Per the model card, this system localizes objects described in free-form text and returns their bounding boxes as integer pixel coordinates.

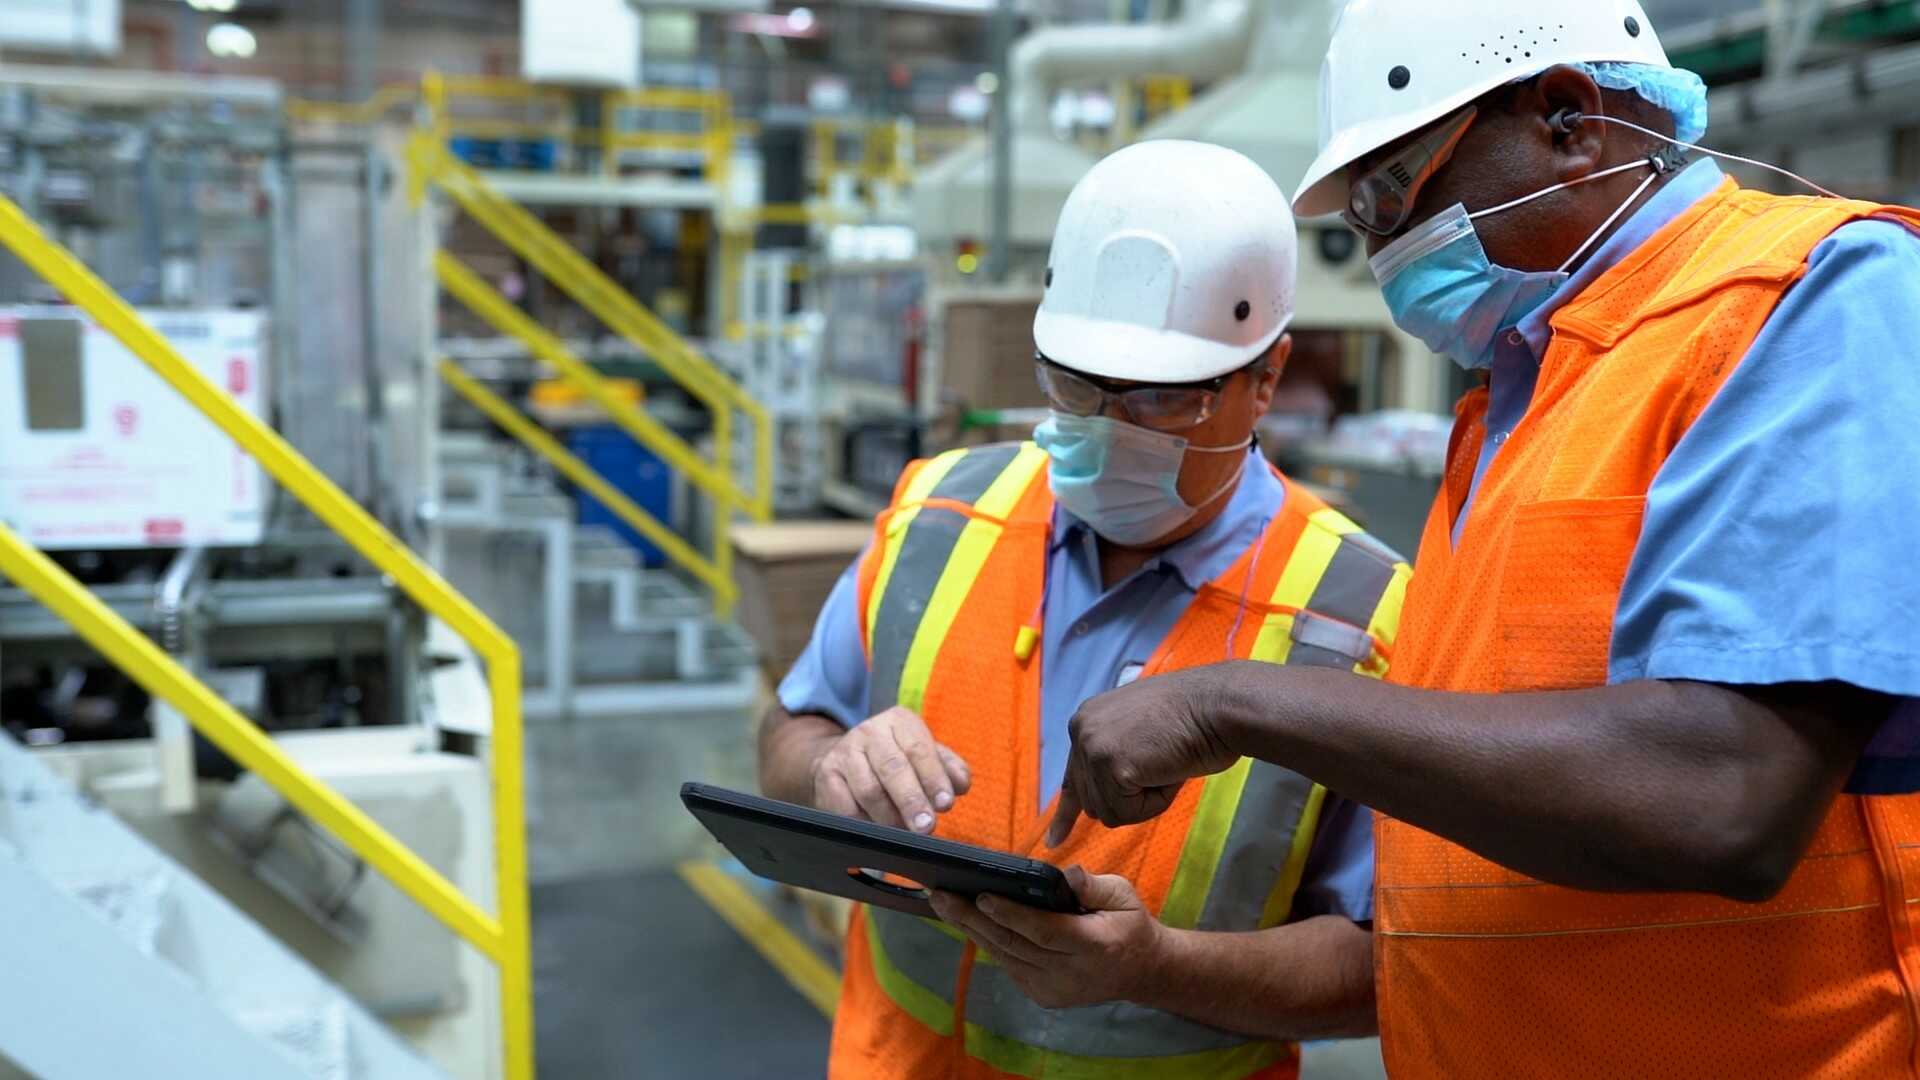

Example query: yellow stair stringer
[410,132,773,524]
[438,358,740,610]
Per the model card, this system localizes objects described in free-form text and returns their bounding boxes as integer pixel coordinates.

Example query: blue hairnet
[1572,62,1710,145]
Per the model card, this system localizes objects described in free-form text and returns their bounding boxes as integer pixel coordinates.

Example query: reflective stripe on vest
[867,913,1294,1078]
[856,444,1409,1073]
[866,443,1047,715]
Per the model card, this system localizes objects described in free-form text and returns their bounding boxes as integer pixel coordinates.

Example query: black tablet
[681,783,1082,919]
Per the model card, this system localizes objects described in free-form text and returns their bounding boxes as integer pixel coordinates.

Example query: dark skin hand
[1049,665,1886,903]
[1044,66,1892,902]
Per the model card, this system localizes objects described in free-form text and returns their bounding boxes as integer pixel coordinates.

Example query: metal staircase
[0,730,446,1080]
[437,431,758,722]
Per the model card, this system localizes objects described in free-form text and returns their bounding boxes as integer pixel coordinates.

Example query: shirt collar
[1053,449,1286,591]
[1513,158,1726,360]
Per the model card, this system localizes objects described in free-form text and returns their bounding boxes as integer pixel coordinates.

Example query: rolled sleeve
[1609,219,1920,792]
[1290,794,1375,923]
[774,553,872,729]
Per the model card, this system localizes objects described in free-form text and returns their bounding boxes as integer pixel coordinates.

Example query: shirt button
[1492,431,1510,446]
[1506,330,1525,346]
[1074,622,1091,637]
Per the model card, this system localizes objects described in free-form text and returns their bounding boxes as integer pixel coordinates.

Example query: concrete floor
[534,868,830,1077]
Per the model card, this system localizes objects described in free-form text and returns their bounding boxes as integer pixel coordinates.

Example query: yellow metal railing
[409,127,771,618]
[439,359,739,608]
[0,195,534,1080]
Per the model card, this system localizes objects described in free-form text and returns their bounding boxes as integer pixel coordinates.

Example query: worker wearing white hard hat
[763,139,1407,1078]
[1045,2,1920,1077]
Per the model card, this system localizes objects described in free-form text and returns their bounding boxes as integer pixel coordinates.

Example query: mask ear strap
[1556,164,1662,273]
[1556,110,1846,200]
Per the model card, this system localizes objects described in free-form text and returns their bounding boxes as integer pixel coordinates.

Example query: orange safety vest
[831,441,1411,1080]
[1379,181,1920,1078]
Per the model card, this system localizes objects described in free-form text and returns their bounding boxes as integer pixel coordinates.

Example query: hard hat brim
[1033,308,1289,385]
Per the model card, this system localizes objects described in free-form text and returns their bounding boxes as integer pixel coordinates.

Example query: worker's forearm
[1132,917,1376,1041]
[756,704,842,806]
[1205,665,1874,899]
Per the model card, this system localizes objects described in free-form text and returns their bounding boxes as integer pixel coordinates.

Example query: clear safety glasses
[1344,106,1479,238]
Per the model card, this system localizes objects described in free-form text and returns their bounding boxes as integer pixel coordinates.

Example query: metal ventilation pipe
[1009,0,1262,135]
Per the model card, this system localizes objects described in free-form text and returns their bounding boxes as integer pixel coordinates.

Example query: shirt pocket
[1497,495,1648,692]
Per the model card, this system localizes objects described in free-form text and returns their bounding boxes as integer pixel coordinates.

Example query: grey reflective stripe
[867,508,967,712]
[930,443,1022,504]
[870,908,966,1001]
[1185,534,1398,929]
[1291,610,1375,661]
[867,444,1026,712]
[1304,538,1398,631]
[1280,642,1357,669]
[1195,761,1321,931]
[964,965,1250,1058]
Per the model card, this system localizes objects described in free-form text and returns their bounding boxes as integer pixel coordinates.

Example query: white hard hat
[1034,139,1296,385]
[1294,0,1673,219]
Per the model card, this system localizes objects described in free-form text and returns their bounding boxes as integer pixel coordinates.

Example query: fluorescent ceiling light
[206,22,256,58]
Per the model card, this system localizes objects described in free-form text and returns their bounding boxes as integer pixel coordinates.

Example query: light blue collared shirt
[1454,159,1920,793]
[778,450,1379,921]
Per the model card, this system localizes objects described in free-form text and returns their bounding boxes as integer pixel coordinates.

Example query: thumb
[1046,787,1083,849]
[1066,866,1139,912]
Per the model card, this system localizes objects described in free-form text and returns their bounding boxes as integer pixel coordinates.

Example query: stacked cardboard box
[938,292,1048,412]
[730,521,875,681]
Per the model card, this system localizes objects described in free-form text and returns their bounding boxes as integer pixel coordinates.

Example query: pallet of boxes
[730,520,874,953]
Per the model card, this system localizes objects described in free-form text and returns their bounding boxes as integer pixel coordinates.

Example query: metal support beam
[987,0,1015,283]
[1766,0,1830,86]
[347,0,382,104]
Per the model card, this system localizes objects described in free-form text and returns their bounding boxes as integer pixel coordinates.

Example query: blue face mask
[1034,412,1250,547]
[1368,156,1666,370]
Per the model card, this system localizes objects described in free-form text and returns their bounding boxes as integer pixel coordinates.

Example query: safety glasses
[1033,354,1234,433]
[1344,106,1479,238]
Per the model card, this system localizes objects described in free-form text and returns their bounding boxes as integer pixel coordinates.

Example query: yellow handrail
[409,131,775,524]
[0,194,534,1080]
[440,358,739,607]
[436,252,743,510]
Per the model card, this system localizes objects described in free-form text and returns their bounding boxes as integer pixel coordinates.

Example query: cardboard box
[938,293,1047,412]
[0,308,270,550]
[730,521,875,681]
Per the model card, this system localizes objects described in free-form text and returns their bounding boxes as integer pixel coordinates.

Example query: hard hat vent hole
[1234,301,1251,322]
[1045,268,1054,288]
[1388,65,1411,90]
[1625,16,1641,37]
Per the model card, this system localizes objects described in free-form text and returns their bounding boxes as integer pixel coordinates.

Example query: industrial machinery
[0,65,511,1080]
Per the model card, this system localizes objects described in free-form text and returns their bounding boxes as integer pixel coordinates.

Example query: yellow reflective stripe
[864,911,955,1036]
[1308,506,1361,537]
[963,1023,1291,1080]
[895,448,1047,713]
[1355,562,1412,680]
[906,448,971,505]
[1257,783,1328,929]
[1250,519,1345,664]
[863,451,969,648]
[1158,757,1253,931]
[974,443,1050,519]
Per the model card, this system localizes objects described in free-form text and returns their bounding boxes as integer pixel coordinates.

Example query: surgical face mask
[1368,155,1668,370]
[1034,412,1250,547]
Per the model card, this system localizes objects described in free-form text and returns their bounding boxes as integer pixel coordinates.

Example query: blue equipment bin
[565,425,674,568]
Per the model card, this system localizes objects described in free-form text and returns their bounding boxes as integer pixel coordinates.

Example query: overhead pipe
[1008,0,1262,135]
